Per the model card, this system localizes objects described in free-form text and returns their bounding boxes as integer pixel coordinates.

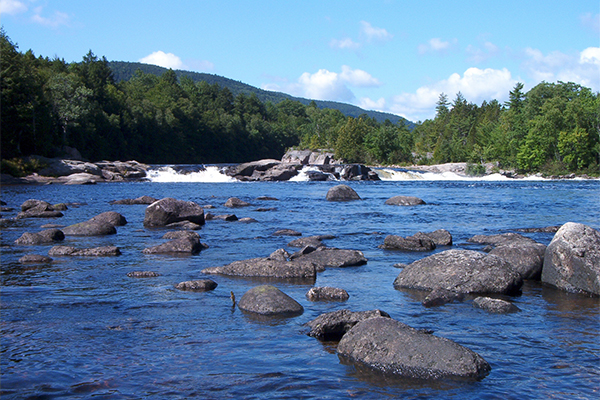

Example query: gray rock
[61,172,98,185]
[423,229,453,246]
[385,195,426,206]
[380,233,436,252]
[268,248,291,261]
[162,231,201,240]
[224,197,250,208]
[238,285,303,316]
[89,211,127,226]
[394,249,523,295]
[62,220,117,236]
[127,271,160,278]
[489,242,546,280]
[473,297,520,313]
[288,234,335,248]
[337,317,491,380]
[292,247,367,272]
[260,164,299,181]
[228,159,282,177]
[143,197,205,227]
[422,288,464,307]
[175,279,218,291]
[326,184,361,201]
[306,286,349,301]
[17,200,63,219]
[468,232,538,246]
[281,150,313,164]
[542,222,600,296]
[164,221,203,230]
[15,229,64,245]
[202,257,316,280]
[142,236,206,255]
[110,196,158,205]
[238,217,258,223]
[49,245,121,257]
[306,309,390,341]
[273,229,302,236]
[19,254,53,264]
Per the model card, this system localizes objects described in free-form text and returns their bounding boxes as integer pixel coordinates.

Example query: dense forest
[1,30,599,176]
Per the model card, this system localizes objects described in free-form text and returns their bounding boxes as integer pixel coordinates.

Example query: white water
[145,164,553,183]
[146,166,237,183]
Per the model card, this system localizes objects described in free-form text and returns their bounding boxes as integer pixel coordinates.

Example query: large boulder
[541,222,600,295]
[281,150,312,164]
[202,257,317,280]
[143,197,205,227]
[306,309,389,340]
[238,285,303,316]
[423,229,453,246]
[337,317,491,380]
[380,233,436,252]
[385,195,426,206]
[325,185,361,201]
[394,249,523,295]
[89,211,127,226]
[15,229,64,245]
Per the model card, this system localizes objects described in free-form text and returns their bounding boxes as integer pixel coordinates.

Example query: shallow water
[1,176,599,399]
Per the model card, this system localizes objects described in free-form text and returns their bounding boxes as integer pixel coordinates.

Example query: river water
[1,167,599,399]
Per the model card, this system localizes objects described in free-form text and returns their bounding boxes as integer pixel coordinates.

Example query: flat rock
[273,229,302,236]
[224,197,250,208]
[288,235,335,248]
[394,249,523,295]
[306,309,390,341]
[385,196,426,206]
[19,254,53,264]
[62,220,117,236]
[292,247,367,272]
[127,271,160,278]
[238,285,303,316]
[110,196,158,205]
[473,297,520,313]
[175,279,218,291]
[306,286,349,301]
[142,236,206,255]
[380,233,436,252]
[143,197,205,227]
[326,184,361,201]
[542,222,600,295]
[15,229,64,245]
[202,257,316,280]
[337,317,491,380]
[89,211,127,226]
[468,232,538,246]
[48,245,121,257]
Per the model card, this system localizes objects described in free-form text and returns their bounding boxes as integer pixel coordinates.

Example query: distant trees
[1,29,598,175]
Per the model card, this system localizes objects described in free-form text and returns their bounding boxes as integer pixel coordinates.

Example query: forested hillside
[1,29,598,176]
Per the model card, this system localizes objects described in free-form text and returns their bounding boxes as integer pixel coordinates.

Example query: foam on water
[375,168,548,181]
[289,166,338,182]
[146,165,237,183]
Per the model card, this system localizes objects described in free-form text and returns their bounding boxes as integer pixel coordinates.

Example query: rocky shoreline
[1,150,596,185]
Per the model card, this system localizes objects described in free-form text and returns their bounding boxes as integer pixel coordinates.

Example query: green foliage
[0,157,46,177]
[465,163,487,176]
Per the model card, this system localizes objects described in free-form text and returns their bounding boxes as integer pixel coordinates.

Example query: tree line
[1,30,598,176]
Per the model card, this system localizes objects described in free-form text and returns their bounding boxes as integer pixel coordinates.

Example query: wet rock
[292,247,367,272]
[142,236,207,255]
[110,195,158,205]
[542,222,600,296]
[326,184,361,201]
[385,195,426,206]
[468,232,538,247]
[15,229,65,245]
[422,288,464,307]
[164,221,203,230]
[423,229,453,246]
[516,226,561,233]
[273,229,302,236]
[238,285,303,316]
[306,286,349,301]
[19,254,53,264]
[17,199,63,219]
[288,234,335,248]
[260,164,299,181]
[380,233,436,252]
[306,309,390,341]
[227,159,282,178]
[89,211,127,226]
[175,279,218,291]
[269,248,292,261]
[207,214,238,221]
[62,220,117,236]
[202,257,316,280]
[337,317,491,380]
[162,231,200,240]
[127,271,160,278]
[143,197,205,227]
[340,164,379,181]
[394,249,523,295]
[238,217,258,223]
[473,297,520,313]
[257,196,279,201]
[49,245,121,257]
[224,197,250,208]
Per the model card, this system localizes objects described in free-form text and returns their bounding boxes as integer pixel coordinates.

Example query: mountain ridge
[108,61,414,129]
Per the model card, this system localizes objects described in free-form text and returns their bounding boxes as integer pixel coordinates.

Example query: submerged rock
[473,297,520,313]
[394,249,523,295]
[19,254,53,264]
[306,287,349,301]
[48,245,121,257]
[306,309,389,341]
[337,317,491,381]
[224,197,250,208]
[385,196,426,206]
[127,271,160,278]
[238,285,303,316]
[542,222,600,296]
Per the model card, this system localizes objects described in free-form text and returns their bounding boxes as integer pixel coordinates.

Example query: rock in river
[306,286,349,301]
[384,195,426,206]
[337,317,491,381]
[393,249,523,295]
[325,185,361,201]
[49,245,121,257]
[15,229,64,245]
[380,233,436,252]
[175,279,218,291]
[143,197,205,227]
[306,309,389,341]
[542,222,600,296]
[202,256,316,280]
[238,285,303,316]
[473,297,520,313]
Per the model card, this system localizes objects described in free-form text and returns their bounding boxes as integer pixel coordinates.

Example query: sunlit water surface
[1,168,599,399]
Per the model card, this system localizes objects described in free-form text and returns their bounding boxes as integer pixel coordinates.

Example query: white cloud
[522,47,600,90]
[31,7,70,28]
[139,51,184,70]
[359,21,393,42]
[330,37,361,50]
[262,66,380,103]
[418,37,457,54]
[0,0,27,15]
[466,41,500,63]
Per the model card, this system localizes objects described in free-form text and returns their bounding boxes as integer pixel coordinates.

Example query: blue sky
[2,0,599,122]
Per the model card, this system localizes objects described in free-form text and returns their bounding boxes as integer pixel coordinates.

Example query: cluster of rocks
[4,186,599,384]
